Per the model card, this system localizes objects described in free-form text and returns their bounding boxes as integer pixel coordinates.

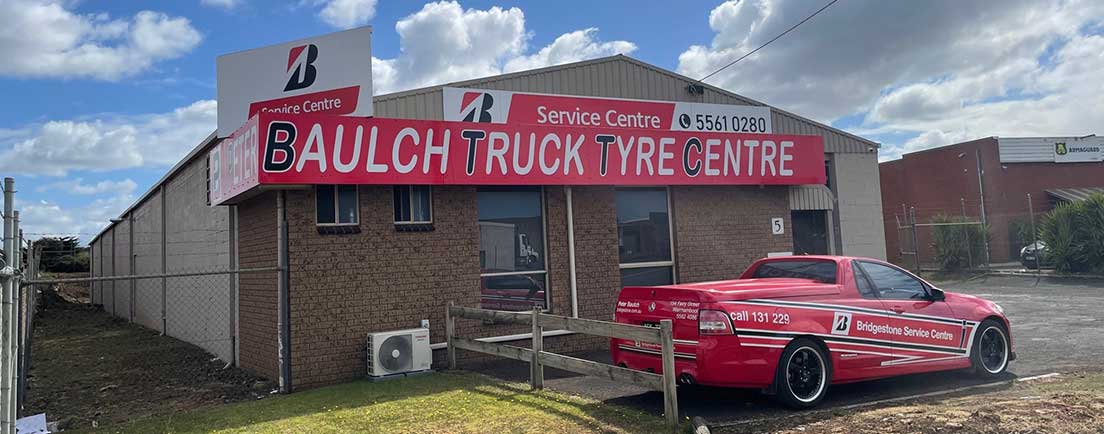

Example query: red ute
[610,256,1014,408]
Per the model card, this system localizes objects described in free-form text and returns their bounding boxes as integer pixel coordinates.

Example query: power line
[697,0,841,83]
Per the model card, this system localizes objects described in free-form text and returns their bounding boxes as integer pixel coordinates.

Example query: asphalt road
[479,274,1104,426]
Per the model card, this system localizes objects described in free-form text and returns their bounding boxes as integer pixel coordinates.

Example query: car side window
[857,261,928,300]
[851,262,877,298]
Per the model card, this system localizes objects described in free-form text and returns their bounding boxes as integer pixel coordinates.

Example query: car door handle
[890,306,905,314]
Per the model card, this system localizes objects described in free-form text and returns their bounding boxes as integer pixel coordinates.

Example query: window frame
[854,260,932,300]
[616,186,678,286]
[393,185,434,225]
[476,186,551,311]
[315,184,360,226]
[851,260,879,299]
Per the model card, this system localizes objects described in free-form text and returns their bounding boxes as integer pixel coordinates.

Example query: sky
[1,0,1101,243]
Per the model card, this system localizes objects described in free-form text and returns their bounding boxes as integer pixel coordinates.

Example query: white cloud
[37,178,137,196]
[372,1,635,94]
[0,100,216,176]
[504,28,637,73]
[201,0,240,9]
[677,0,1104,157]
[0,0,202,80]
[314,0,377,29]
[18,192,134,243]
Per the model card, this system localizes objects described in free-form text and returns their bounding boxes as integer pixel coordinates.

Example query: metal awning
[1045,187,1104,202]
[789,184,835,210]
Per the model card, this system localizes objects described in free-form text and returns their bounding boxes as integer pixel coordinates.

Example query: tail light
[698,309,733,335]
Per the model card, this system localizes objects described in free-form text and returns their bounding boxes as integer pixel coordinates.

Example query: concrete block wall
[164,158,233,362]
[91,242,101,306]
[100,228,115,314]
[834,152,888,259]
[112,218,132,320]
[131,192,164,332]
[88,154,235,364]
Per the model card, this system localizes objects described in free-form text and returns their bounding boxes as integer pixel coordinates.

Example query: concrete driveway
[478,275,1104,425]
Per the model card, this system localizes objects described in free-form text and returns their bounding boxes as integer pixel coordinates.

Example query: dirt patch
[717,373,1104,433]
[25,299,274,431]
[37,272,91,304]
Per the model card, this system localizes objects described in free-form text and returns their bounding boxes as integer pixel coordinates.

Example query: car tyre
[971,319,1010,378]
[773,338,831,409]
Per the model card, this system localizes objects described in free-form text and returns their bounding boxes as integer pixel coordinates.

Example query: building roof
[1045,187,1104,202]
[375,54,880,151]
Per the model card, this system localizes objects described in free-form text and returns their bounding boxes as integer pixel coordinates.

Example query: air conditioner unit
[367,328,432,377]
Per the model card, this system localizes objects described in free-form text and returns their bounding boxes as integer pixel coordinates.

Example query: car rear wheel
[773,338,831,409]
[971,319,1010,378]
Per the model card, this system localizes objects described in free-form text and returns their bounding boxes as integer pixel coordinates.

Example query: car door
[854,261,968,368]
[826,261,896,381]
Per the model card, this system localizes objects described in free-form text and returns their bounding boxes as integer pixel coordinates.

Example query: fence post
[159,184,167,336]
[960,198,973,269]
[128,213,135,323]
[530,307,543,390]
[1028,193,1040,273]
[659,319,678,432]
[10,219,18,423]
[1,177,14,434]
[446,302,456,370]
[910,207,921,273]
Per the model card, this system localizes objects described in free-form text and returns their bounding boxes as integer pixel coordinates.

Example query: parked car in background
[611,256,1014,409]
[1020,241,1050,269]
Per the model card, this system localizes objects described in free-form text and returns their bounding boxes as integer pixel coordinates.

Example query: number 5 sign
[771,217,784,235]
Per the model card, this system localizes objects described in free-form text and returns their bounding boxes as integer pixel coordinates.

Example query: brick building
[89,55,886,390]
[880,136,1104,266]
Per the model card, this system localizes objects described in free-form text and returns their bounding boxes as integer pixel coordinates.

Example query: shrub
[1080,194,1104,272]
[1007,217,1037,258]
[1039,200,1088,273]
[931,214,989,271]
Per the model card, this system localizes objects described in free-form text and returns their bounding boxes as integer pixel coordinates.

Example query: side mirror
[928,288,946,302]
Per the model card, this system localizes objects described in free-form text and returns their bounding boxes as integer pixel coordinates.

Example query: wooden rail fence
[445,303,680,432]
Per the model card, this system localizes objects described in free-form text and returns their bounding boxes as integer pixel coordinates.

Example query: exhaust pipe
[678,373,696,385]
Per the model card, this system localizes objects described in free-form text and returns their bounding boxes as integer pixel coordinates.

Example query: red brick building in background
[880,136,1104,267]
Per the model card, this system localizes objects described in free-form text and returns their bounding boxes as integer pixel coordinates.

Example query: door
[791,210,829,255]
[826,261,895,381]
[854,261,968,368]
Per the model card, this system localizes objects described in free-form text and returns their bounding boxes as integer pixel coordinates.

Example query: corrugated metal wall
[998,137,1070,162]
[373,56,876,154]
[789,185,835,210]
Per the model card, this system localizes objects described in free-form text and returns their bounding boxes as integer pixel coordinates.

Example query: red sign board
[208,116,260,205]
[210,113,824,205]
[442,87,773,134]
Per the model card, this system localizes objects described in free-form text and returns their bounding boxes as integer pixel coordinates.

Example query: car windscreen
[750,260,837,284]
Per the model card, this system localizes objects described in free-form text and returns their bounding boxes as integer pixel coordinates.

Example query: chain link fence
[18,266,280,430]
[889,192,1056,273]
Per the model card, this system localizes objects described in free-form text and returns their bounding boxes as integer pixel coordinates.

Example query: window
[856,261,927,300]
[394,185,432,224]
[751,260,837,284]
[316,185,358,225]
[852,261,876,298]
[478,186,547,311]
[616,188,674,286]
